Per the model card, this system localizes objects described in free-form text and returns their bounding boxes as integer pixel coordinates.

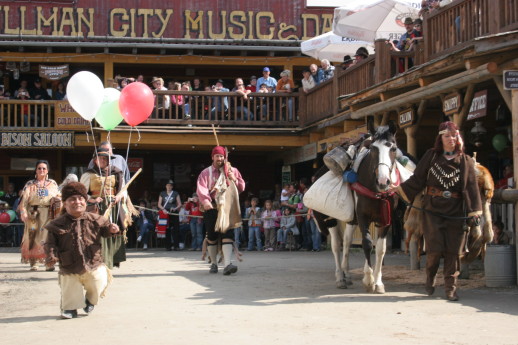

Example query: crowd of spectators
[124,177,325,253]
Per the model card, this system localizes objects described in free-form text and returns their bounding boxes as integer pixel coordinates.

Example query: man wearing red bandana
[197,146,245,275]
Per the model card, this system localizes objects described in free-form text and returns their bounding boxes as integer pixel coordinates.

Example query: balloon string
[136,126,141,142]
[116,126,133,223]
[90,121,102,177]
[85,131,90,143]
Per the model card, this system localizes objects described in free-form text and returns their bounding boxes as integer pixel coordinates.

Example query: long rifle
[103,168,142,218]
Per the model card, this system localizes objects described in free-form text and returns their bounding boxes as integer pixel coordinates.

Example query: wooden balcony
[1,0,516,133]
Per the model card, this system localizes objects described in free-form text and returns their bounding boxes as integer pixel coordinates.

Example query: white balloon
[66,71,105,121]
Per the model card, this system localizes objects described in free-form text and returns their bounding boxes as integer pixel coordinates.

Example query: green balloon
[492,134,508,152]
[0,190,4,197]
[7,210,16,222]
[95,87,124,131]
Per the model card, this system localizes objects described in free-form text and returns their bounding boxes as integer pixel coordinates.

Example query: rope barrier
[134,205,310,221]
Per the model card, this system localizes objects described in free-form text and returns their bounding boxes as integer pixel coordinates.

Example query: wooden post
[374,39,391,84]
[104,60,114,86]
[512,89,518,284]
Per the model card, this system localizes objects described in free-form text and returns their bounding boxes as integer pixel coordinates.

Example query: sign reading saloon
[0,2,333,41]
[398,108,415,128]
[1,131,74,149]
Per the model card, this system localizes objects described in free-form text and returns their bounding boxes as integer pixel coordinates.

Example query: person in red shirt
[185,193,204,250]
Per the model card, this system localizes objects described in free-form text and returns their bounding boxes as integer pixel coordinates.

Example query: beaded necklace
[430,161,460,189]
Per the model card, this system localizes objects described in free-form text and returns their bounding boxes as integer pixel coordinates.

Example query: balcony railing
[0,100,54,128]
[149,91,299,126]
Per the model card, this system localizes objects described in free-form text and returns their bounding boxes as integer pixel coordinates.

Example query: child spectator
[185,193,203,251]
[246,197,262,251]
[280,183,291,204]
[261,200,277,251]
[272,200,282,233]
[277,207,299,250]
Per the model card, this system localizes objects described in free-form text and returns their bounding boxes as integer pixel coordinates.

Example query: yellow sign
[54,101,90,130]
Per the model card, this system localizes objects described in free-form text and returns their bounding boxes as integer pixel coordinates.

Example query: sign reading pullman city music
[1,131,74,149]
[0,1,333,40]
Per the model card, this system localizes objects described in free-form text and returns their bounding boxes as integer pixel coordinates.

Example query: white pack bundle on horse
[303,171,355,222]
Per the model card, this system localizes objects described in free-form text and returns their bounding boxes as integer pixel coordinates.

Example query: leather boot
[425,252,441,296]
[444,253,460,301]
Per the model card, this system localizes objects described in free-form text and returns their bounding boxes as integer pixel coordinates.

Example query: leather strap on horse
[350,182,396,228]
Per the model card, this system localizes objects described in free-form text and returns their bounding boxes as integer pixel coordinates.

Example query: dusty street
[1,248,517,345]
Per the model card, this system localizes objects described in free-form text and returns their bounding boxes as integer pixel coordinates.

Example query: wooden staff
[211,124,220,146]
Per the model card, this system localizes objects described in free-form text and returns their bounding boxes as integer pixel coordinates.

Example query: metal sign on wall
[1,131,74,149]
[503,70,518,90]
[467,90,488,121]
[39,64,69,80]
[0,1,334,41]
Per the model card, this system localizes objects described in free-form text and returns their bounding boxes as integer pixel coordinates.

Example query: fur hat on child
[61,182,88,202]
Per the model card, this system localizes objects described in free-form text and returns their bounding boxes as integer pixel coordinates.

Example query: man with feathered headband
[197,145,245,275]
[45,182,120,319]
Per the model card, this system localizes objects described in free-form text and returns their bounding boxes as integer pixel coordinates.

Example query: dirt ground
[1,247,518,345]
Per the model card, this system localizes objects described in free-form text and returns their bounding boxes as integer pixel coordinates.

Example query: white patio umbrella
[332,0,421,42]
[301,31,374,63]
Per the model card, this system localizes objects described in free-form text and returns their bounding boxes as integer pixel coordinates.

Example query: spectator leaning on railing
[256,67,277,91]
[321,59,335,81]
[301,68,315,93]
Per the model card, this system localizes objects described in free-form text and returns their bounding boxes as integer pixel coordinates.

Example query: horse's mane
[372,125,394,143]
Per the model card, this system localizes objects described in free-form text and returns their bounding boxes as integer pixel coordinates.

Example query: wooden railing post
[299,91,307,126]
[488,0,500,34]
[374,39,391,84]
[332,69,339,117]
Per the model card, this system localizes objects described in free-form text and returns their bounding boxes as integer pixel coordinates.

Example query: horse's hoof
[364,284,375,293]
[374,285,385,294]
[336,281,348,289]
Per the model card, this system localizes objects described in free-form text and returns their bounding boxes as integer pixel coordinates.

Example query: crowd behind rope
[129,178,323,253]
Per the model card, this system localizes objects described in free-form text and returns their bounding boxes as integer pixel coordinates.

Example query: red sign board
[127,158,143,172]
[0,1,333,41]
[467,90,488,121]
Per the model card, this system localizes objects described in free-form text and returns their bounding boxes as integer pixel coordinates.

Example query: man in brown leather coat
[45,182,119,319]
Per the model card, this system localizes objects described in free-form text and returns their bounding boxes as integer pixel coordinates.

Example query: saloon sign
[39,64,69,80]
[1,131,74,149]
[467,90,488,121]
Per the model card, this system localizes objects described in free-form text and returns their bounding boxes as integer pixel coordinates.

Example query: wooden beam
[454,84,475,129]
[309,132,324,142]
[351,62,499,119]
[101,131,309,150]
[324,126,343,138]
[419,74,449,87]
[0,52,316,68]
[493,76,513,110]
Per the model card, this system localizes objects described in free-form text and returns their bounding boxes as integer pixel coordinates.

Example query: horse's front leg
[358,216,375,293]
[372,226,388,294]
[342,222,356,286]
[329,225,347,289]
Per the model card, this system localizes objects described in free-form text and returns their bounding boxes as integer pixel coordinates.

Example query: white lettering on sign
[1,131,73,148]
[399,111,412,123]
[443,96,459,112]
[469,93,486,112]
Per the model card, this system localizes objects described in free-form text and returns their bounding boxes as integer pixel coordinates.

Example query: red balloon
[119,82,155,127]
[0,212,10,223]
